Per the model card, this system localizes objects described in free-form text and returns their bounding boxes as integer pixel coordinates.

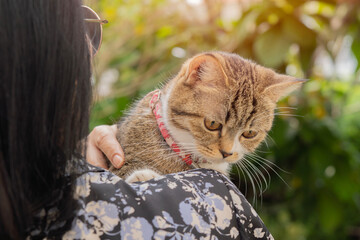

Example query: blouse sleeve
[63,168,274,240]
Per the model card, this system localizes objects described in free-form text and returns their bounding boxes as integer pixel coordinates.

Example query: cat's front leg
[125,169,161,183]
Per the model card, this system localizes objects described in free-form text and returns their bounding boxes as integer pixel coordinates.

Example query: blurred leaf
[89,96,131,130]
[156,25,174,39]
[301,1,336,18]
[283,17,317,48]
[254,26,291,67]
[351,36,360,71]
[299,47,314,73]
[318,192,343,233]
[109,50,141,68]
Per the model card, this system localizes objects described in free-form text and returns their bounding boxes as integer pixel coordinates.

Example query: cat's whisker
[264,135,276,146]
[274,107,298,115]
[263,137,270,149]
[250,152,290,174]
[274,111,291,115]
[240,160,260,206]
[243,157,269,193]
[239,160,258,191]
[246,154,291,189]
[252,112,277,121]
[256,112,294,121]
[246,154,281,178]
[273,113,303,118]
[255,149,271,154]
[247,159,278,185]
[243,156,272,190]
[233,163,242,190]
[249,156,272,183]
[235,162,248,197]
[242,158,266,196]
[274,107,298,110]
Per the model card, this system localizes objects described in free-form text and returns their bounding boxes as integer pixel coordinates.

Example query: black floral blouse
[30,164,274,239]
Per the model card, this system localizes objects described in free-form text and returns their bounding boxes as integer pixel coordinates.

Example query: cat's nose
[220,150,233,158]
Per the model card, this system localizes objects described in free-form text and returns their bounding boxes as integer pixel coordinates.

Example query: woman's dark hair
[0,0,92,238]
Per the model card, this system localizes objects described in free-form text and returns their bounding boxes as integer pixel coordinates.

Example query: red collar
[149,90,196,167]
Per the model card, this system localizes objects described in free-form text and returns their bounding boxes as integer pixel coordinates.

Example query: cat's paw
[125,169,161,183]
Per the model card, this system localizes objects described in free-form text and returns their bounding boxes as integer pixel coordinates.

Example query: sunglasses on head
[83,6,108,56]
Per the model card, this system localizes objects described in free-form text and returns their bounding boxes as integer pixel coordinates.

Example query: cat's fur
[109,51,304,182]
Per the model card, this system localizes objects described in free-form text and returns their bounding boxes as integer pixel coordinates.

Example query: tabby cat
[109,51,304,183]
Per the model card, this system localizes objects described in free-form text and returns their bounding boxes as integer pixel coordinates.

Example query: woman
[0,0,91,238]
[0,0,273,239]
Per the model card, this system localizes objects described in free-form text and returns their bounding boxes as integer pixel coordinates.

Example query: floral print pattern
[30,165,274,239]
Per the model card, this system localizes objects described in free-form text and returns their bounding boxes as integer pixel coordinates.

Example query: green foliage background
[86,0,360,239]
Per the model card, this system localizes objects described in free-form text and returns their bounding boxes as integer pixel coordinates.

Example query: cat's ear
[184,54,228,87]
[263,74,307,102]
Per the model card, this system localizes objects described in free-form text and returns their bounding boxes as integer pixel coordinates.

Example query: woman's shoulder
[63,166,273,240]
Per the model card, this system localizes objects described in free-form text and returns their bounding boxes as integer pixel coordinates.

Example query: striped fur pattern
[109,51,303,182]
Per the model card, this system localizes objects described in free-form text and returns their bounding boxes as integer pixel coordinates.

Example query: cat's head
[164,51,304,165]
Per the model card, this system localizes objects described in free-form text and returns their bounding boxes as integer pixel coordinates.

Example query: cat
[109,51,305,183]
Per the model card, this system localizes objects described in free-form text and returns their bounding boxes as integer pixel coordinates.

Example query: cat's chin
[198,162,230,176]
[225,154,244,164]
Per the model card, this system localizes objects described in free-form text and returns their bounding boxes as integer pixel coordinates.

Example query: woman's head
[0,0,92,238]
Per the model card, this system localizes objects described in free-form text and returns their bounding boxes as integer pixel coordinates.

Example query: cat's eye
[204,119,222,131]
[242,130,258,139]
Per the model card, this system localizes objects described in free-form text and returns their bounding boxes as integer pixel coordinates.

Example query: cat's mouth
[192,151,242,164]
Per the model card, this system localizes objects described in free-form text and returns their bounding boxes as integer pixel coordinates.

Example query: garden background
[86,0,360,239]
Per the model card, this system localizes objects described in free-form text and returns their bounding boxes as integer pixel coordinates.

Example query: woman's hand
[86,125,124,169]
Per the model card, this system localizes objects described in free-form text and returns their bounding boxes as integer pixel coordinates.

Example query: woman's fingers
[86,141,109,169]
[86,125,125,169]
